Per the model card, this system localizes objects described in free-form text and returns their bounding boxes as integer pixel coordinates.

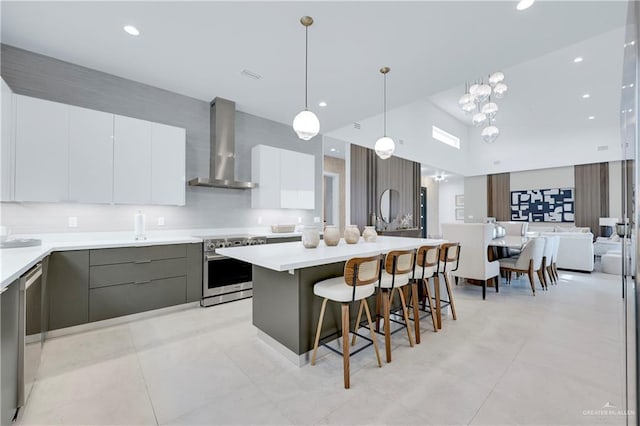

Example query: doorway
[323,172,340,229]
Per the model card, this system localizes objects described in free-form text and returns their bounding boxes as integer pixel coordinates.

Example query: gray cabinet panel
[89,258,187,289]
[1,279,19,426]
[89,276,186,322]
[48,251,89,331]
[186,243,202,303]
[266,236,301,244]
[90,244,187,265]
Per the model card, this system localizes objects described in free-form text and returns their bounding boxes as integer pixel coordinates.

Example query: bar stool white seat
[311,255,383,389]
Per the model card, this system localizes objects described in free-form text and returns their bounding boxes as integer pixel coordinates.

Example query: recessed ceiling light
[628,109,633,113]
[123,25,140,36]
[516,0,535,11]
[318,101,327,107]
[573,56,583,63]
[631,83,635,88]
[588,116,595,120]
[582,93,591,99]
[330,148,337,152]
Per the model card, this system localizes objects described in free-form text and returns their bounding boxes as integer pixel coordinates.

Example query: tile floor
[18,270,630,425]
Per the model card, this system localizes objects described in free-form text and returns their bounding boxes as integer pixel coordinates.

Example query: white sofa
[540,232,594,272]
[441,223,500,298]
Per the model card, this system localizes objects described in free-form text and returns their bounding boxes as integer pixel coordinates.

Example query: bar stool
[377,249,416,363]
[408,244,440,342]
[434,242,460,329]
[310,255,383,389]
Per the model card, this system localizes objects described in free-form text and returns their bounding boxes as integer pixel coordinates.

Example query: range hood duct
[188,97,257,189]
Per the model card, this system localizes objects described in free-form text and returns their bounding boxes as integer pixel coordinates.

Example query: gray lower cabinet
[48,251,89,331]
[267,236,302,244]
[88,243,202,322]
[89,276,186,322]
[47,243,203,330]
[1,279,19,426]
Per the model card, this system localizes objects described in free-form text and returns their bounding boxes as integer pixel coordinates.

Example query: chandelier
[459,72,508,143]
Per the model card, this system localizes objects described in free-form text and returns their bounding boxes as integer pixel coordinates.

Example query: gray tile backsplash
[0,44,322,234]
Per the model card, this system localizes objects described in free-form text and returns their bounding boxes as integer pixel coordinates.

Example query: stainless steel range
[201,235,266,307]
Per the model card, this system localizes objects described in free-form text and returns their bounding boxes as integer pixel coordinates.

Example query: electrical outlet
[157,217,165,226]
[257,216,263,225]
[313,217,321,223]
[298,217,302,223]
[68,216,78,228]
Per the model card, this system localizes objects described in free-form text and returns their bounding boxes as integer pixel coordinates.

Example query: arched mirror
[380,189,400,223]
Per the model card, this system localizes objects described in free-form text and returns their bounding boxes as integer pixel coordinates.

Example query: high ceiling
[0,1,628,134]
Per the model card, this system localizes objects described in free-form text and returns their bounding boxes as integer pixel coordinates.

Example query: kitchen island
[217,236,442,365]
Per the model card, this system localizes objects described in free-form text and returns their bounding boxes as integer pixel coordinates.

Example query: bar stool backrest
[384,250,416,275]
[344,255,382,287]
[416,245,440,268]
[439,242,461,272]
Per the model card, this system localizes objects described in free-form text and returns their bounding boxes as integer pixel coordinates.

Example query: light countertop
[0,227,304,290]
[216,236,444,272]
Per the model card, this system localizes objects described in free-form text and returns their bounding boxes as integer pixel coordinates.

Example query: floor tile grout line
[466,338,529,425]
[128,323,160,426]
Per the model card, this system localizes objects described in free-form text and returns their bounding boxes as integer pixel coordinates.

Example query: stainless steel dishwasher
[18,261,44,408]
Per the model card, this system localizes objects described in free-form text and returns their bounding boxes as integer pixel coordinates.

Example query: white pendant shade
[472,112,487,127]
[458,93,472,106]
[488,72,505,85]
[293,110,320,140]
[375,136,395,159]
[481,102,498,118]
[481,125,500,143]
[462,102,476,113]
[493,82,508,98]
[476,84,492,102]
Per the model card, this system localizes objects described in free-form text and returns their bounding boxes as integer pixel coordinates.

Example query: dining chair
[498,237,545,295]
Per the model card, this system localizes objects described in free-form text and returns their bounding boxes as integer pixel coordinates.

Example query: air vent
[493,160,501,165]
[240,69,262,80]
[597,145,609,151]
[399,139,404,145]
[353,122,361,130]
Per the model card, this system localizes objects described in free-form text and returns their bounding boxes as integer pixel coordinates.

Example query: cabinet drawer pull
[134,280,151,285]
[135,260,152,264]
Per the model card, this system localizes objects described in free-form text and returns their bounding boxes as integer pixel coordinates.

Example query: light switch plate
[157,217,165,226]
[68,216,78,228]
[313,217,321,223]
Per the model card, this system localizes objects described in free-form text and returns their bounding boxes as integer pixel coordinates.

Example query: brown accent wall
[487,173,511,221]
[574,162,609,237]
[323,156,346,234]
[350,144,420,230]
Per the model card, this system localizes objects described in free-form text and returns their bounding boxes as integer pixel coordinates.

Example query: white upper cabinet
[14,95,69,202]
[9,94,186,205]
[68,105,114,203]
[113,115,152,204]
[252,144,315,210]
[1,79,14,201]
[151,122,186,205]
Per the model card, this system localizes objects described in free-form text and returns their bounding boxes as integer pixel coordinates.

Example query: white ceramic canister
[302,226,320,248]
[323,225,340,246]
[344,225,360,244]
[363,226,378,242]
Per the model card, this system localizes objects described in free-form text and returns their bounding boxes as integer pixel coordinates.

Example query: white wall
[326,100,470,176]
[510,166,574,190]
[463,175,487,223]
[438,177,464,233]
[421,176,439,237]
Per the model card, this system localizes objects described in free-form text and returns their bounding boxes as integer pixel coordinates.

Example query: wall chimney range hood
[188,97,257,189]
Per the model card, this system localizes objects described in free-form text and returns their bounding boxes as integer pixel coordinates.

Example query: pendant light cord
[383,72,387,136]
[305,25,309,111]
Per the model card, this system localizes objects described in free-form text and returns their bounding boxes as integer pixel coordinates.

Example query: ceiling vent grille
[493,160,501,165]
[353,122,361,130]
[597,145,609,151]
[240,69,262,80]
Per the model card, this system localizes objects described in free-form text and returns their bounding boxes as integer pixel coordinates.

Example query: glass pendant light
[462,101,476,113]
[375,67,395,160]
[476,83,492,102]
[493,82,508,98]
[482,114,500,143]
[472,112,487,127]
[488,71,505,85]
[292,16,320,141]
[481,102,498,118]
